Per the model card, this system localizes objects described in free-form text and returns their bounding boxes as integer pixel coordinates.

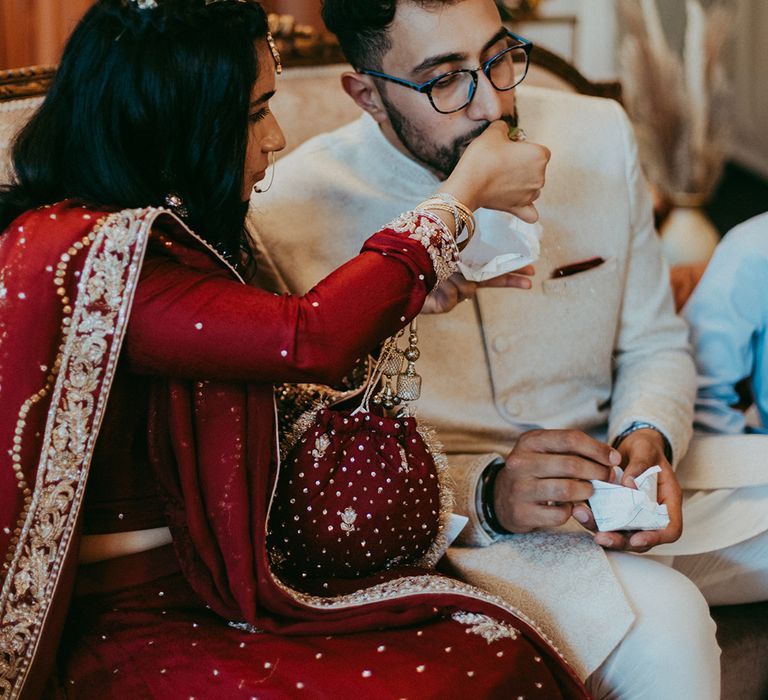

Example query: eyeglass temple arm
[357,69,431,93]
[505,29,533,47]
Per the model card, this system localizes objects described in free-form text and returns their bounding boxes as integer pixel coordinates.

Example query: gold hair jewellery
[266,31,283,74]
[164,192,188,219]
[125,0,159,8]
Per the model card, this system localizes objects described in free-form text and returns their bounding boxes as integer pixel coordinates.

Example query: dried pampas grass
[620,0,731,202]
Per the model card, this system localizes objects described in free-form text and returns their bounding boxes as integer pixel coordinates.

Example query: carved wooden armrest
[267,13,345,67]
[0,65,56,103]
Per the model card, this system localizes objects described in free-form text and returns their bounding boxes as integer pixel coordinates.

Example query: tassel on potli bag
[268,322,452,581]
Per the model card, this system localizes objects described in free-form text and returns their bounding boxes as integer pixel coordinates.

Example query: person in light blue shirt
[684,212,768,434]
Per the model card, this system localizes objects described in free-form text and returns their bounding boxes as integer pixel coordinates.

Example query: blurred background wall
[642,0,768,231]
[0,0,91,68]
[654,0,768,182]
[0,0,317,68]
[0,0,322,70]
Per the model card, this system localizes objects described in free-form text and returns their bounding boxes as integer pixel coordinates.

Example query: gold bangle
[418,203,473,250]
[417,194,476,251]
[433,193,476,247]
[416,200,459,237]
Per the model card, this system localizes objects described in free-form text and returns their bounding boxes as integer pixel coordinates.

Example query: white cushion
[0,97,43,184]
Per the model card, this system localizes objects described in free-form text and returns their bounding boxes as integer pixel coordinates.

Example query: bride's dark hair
[0,0,268,258]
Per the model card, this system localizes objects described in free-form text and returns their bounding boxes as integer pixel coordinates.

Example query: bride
[0,1,583,697]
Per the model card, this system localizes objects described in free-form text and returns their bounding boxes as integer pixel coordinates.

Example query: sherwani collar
[358,113,442,196]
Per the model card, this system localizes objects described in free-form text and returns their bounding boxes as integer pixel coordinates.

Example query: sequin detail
[451,611,519,644]
[385,210,459,284]
[228,621,264,634]
[311,433,330,459]
[338,507,358,535]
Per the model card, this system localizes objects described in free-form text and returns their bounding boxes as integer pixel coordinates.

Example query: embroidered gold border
[0,208,166,699]
[413,422,454,569]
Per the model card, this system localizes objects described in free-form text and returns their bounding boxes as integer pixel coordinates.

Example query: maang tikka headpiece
[265,29,282,74]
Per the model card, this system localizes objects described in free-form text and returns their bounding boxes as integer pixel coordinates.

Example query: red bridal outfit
[0,201,588,699]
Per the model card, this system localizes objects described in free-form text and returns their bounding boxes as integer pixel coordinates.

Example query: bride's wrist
[439,173,480,213]
[416,193,476,251]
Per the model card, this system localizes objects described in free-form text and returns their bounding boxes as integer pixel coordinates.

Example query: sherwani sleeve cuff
[448,452,505,547]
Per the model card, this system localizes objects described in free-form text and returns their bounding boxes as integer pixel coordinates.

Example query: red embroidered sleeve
[125,212,457,384]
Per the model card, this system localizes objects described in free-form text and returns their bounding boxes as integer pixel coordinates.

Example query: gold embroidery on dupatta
[0,208,160,700]
[451,611,519,643]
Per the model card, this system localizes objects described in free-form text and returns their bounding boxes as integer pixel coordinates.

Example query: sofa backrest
[271,63,360,158]
[0,97,43,183]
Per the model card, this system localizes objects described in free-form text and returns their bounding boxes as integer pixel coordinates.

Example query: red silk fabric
[61,547,574,699]
[1,202,588,699]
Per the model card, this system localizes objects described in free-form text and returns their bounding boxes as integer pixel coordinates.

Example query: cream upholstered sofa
[1,27,766,700]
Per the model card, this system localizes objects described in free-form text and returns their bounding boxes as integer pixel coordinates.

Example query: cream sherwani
[247,86,768,682]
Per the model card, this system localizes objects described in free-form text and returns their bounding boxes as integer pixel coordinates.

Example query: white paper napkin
[458,211,542,282]
[588,466,670,532]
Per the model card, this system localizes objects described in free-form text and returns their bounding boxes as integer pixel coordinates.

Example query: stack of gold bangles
[417,193,476,251]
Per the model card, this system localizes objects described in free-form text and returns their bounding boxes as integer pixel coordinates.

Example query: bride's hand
[441,121,550,222]
[421,266,535,314]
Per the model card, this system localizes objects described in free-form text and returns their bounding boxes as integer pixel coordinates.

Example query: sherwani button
[492,336,511,353]
[504,398,522,416]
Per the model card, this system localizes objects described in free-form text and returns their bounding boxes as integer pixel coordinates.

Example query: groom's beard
[381,94,519,180]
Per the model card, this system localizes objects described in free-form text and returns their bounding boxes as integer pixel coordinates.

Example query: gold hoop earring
[253,151,276,194]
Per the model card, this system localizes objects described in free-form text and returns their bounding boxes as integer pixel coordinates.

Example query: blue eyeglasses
[358,30,533,114]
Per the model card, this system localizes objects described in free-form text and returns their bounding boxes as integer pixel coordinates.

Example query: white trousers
[586,552,719,700]
[587,529,768,699]
[671,529,768,606]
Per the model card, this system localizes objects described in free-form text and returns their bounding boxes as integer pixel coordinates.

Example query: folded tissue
[588,465,669,532]
[458,210,541,282]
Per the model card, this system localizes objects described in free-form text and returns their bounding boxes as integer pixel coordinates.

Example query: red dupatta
[0,201,588,699]
[1,204,159,699]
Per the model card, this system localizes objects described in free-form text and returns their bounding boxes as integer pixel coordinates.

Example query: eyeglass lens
[430,44,528,113]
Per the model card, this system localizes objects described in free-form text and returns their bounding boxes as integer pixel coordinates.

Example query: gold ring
[508,125,527,142]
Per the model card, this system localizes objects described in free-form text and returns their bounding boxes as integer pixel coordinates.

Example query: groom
[247,0,768,695]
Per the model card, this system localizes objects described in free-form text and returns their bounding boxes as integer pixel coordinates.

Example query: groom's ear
[341,72,389,124]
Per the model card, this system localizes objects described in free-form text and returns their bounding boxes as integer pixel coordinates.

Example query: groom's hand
[421,267,534,314]
[494,429,620,532]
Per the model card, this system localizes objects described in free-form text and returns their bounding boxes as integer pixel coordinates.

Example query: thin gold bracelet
[418,195,476,251]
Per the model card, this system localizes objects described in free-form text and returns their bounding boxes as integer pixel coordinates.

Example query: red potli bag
[268,323,452,581]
